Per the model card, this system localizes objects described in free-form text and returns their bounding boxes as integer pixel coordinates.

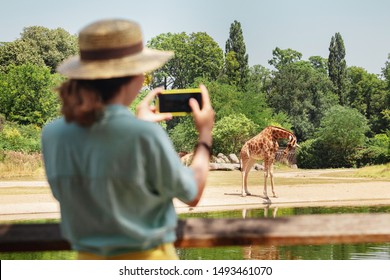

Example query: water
[1,205,389,260]
[177,205,390,260]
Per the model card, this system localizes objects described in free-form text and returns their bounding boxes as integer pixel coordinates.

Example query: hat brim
[57,48,174,79]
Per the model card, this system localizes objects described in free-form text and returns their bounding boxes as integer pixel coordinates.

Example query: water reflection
[242,205,278,219]
[178,205,390,260]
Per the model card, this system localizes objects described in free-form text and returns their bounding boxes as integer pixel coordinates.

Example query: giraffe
[239,126,299,198]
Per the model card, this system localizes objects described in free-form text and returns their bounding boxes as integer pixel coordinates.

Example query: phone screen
[157,90,202,116]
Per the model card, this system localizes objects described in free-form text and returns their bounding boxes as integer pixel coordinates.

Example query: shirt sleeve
[142,123,198,204]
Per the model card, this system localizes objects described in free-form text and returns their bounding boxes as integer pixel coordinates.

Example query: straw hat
[57,19,174,79]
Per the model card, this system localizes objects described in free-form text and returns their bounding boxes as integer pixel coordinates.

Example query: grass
[353,163,390,179]
[0,187,50,196]
[206,168,376,188]
[0,151,44,179]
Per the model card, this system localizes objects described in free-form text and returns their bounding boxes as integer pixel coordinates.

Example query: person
[41,18,214,260]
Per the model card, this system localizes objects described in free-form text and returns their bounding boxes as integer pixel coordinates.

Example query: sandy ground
[1,169,390,221]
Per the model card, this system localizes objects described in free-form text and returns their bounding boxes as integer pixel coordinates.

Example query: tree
[147,32,223,89]
[268,61,337,140]
[205,81,244,122]
[220,51,240,86]
[0,64,61,126]
[225,20,249,89]
[309,56,328,75]
[190,32,224,82]
[19,26,78,73]
[0,26,77,73]
[212,114,258,155]
[246,64,272,95]
[347,66,389,134]
[316,105,369,167]
[0,40,45,72]
[382,53,390,89]
[328,32,348,105]
[168,117,197,152]
[268,47,302,70]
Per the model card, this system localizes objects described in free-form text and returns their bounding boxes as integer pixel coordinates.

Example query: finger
[199,84,211,108]
[155,113,173,122]
[189,98,200,114]
[142,87,163,105]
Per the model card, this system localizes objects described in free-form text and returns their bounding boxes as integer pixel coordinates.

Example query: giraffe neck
[270,126,294,141]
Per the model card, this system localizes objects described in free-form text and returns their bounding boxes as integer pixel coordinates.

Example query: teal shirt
[41,105,197,256]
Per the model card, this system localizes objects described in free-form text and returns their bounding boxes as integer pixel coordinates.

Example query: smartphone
[156,88,202,117]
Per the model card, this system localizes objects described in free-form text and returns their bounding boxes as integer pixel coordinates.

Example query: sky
[1,0,390,75]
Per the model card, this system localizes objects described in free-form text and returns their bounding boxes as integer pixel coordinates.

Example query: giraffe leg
[241,159,255,197]
[263,162,269,199]
[269,162,277,197]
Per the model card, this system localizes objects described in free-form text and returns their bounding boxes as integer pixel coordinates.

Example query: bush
[296,139,321,169]
[212,114,258,155]
[168,117,198,153]
[355,146,390,167]
[0,150,42,178]
[355,134,390,167]
[0,123,41,153]
[0,63,61,126]
[298,105,369,168]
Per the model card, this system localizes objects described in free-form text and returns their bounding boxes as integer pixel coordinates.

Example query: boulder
[180,153,193,166]
[254,164,264,171]
[209,163,240,171]
[217,153,230,163]
[228,154,239,164]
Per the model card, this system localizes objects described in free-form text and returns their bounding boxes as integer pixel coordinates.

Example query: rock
[217,153,230,163]
[180,153,193,166]
[228,154,239,164]
[209,163,240,171]
[254,164,264,171]
[214,157,225,164]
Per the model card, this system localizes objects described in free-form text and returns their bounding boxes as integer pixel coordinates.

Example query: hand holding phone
[136,87,173,123]
[156,89,202,116]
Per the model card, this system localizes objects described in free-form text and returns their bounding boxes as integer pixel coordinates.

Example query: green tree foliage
[381,54,390,127]
[220,51,241,86]
[225,20,249,89]
[347,66,389,134]
[382,54,390,90]
[168,117,198,152]
[298,105,369,168]
[205,81,244,121]
[0,122,41,153]
[0,26,77,73]
[268,60,337,141]
[317,105,368,152]
[0,40,45,72]
[308,56,328,75]
[328,32,348,105]
[246,64,272,94]
[212,114,258,155]
[147,32,223,89]
[268,47,302,70]
[0,64,61,126]
[20,26,78,72]
[204,80,284,129]
[355,133,390,166]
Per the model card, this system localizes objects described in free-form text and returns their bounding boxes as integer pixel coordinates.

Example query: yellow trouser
[77,243,179,260]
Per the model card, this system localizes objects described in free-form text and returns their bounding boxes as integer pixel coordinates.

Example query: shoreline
[1,169,390,221]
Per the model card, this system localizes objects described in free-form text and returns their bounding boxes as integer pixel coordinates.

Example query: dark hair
[58,76,134,127]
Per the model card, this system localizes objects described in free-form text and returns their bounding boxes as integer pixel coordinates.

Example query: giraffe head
[283,134,299,158]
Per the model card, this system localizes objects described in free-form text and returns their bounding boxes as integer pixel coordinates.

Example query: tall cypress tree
[225,20,249,89]
[328,32,347,105]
